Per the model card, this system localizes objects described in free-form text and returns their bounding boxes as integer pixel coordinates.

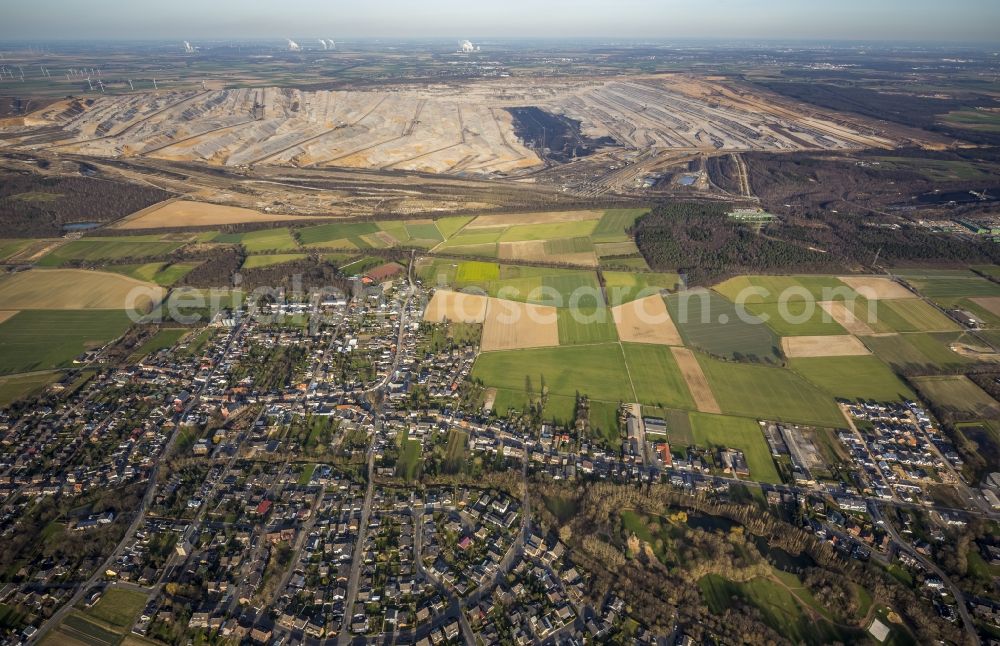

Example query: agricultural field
[895,268,1000,302]
[912,375,1000,419]
[242,253,308,269]
[216,227,300,253]
[423,290,489,323]
[714,275,853,305]
[863,332,973,370]
[696,353,845,427]
[621,343,695,410]
[472,343,636,408]
[0,309,133,374]
[744,300,849,337]
[480,300,560,351]
[876,299,961,333]
[556,306,619,345]
[0,371,59,406]
[297,221,380,247]
[114,200,324,229]
[789,356,915,401]
[0,269,165,310]
[104,261,200,286]
[611,295,683,346]
[666,290,781,362]
[603,271,681,305]
[591,208,648,243]
[36,238,186,266]
[689,413,780,484]
[781,335,870,358]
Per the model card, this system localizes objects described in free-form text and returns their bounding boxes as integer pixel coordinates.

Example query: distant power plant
[183,41,195,54]
[459,40,480,53]
[287,39,301,52]
[318,39,336,50]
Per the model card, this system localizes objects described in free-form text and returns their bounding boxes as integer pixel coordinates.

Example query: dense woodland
[0,172,171,236]
[633,202,837,284]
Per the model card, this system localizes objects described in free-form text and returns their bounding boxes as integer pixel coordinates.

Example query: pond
[63,222,101,231]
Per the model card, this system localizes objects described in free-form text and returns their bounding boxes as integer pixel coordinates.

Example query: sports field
[216,227,300,253]
[86,588,148,628]
[621,343,694,410]
[666,290,781,362]
[0,310,133,374]
[696,353,845,427]
[789,356,915,402]
[912,376,1000,419]
[0,269,165,310]
[242,253,307,269]
[689,413,781,484]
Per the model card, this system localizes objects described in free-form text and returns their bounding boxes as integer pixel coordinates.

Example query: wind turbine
[128,79,134,91]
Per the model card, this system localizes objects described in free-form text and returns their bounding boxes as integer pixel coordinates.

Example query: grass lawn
[473,343,635,406]
[443,429,468,472]
[129,328,188,361]
[298,463,317,485]
[242,253,307,270]
[86,588,148,628]
[789,356,915,402]
[557,307,619,345]
[666,291,781,362]
[622,343,695,410]
[697,354,846,427]
[588,400,621,448]
[396,430,422,481]
[0,310,133,375]
[689,412,780,483]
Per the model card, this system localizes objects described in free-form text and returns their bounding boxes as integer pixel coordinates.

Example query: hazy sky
[4,0,1000,43]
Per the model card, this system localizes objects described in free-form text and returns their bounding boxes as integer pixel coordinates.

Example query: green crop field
[896,270,1000,302]
[86,588,148,628]
[689,412,780,483]
[714,275,852,305]
[437,229,504,248]
[404,222,444,242]
[744,300,848,337]
[557,307,619,345]
[603,271,681,305]
[498,220,598,242]
[864,332,972,371]
[591,208,648,242]
[621,343,695,410]
[0,310,133,375]
[242,253,307,269]
[455,260,500,283]
[543,236,594,254]
[102,261,201,286]
[473,343,635,407]
[434,216,474,238]
[666,291,781,362]
[0,371,59,406]
[697,354,845,427]
[912,376,1000,419]
[36,239,185,266]
[587,400,622,447]
[297,221,379,246]
[216,227,299,252]
[878,299,961,332]
[789,356,915,402]
[0,239,35,261]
